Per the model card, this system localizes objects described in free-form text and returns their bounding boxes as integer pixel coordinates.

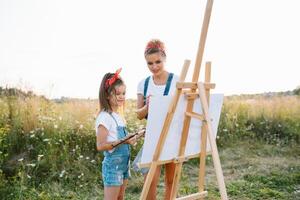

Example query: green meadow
[0,88,299,200]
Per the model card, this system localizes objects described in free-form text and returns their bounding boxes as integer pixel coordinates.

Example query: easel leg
[140,163,158,200]
[198,124,208,193]
[198,62,211,196]
[198,83,228,200]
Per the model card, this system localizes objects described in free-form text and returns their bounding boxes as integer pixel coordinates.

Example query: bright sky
[1,0,299,99]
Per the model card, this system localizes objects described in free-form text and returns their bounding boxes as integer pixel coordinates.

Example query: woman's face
[145,53,166,76]
[108,84,126,109]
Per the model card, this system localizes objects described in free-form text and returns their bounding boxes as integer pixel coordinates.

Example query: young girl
[133,39,179,200]
[95,69,135,200]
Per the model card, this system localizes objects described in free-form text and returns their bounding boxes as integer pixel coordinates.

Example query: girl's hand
[127,135,137,146]
[111,140,120,148]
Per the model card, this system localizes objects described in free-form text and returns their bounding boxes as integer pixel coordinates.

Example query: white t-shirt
[95,111,126,142]
[137,74,179,97]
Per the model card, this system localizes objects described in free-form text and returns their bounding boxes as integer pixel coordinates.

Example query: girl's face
[145,53,166,76]
[108,84,126,110]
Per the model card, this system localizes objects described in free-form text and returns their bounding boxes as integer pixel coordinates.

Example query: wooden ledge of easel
[138,151,212,168]
[185,112,205,121]
[177,82,215,90]
[176,191,208,200]
[185,112,213,123]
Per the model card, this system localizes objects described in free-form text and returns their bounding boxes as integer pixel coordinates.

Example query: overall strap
[143,76,151,98]
[109,113,119,127]
[163,73,174,96]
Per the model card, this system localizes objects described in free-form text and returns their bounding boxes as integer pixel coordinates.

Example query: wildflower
[27,175,31,179]
[79,124,83,129]
[43,138,50,142]
[18,158,24,162]
[79,155,83,159]
[30,134,35,138]
[86,157,90,160]
[54,124,58,129]
[26,163,36,167]
[59,116,62,121]
[59,170,66,178]
[30,130,34,134]
[38,155,44,161]
[78,173,84,179]
[91,160,96,163]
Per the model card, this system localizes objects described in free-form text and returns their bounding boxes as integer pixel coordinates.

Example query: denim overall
[132,73,174,174]
[102,114,130,186]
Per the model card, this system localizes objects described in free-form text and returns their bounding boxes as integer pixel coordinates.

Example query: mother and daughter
[95,39,179,200]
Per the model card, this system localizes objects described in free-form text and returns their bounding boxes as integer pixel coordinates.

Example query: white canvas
[140,94,224,165]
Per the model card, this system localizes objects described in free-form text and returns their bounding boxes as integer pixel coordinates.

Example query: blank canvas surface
[140,94,223,164]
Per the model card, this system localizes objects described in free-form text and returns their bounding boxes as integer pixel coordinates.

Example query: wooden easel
[139,0,228,199]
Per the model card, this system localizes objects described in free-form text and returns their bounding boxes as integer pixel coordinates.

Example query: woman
[134,39,179,200]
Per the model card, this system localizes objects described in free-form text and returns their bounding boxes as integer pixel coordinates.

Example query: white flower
[26,163,36,167]
[30,134,35,138]
[79,124,83,129]
[54,124,58,129]
[27,175,31,179]
[59,116,62,121]
[79,155,83,159]
[18,158,24,162]
[85,157,90,160]
[59,170,66,178]
[43,138,50,142]
[91,160,96,163]
[38,155,44,161]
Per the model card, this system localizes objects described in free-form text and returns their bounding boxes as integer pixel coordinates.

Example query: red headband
[144,43,165,55]
[105,68,122,89]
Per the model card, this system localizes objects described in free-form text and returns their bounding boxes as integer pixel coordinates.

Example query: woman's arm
[96,125,119,151]
[136,94,149,120]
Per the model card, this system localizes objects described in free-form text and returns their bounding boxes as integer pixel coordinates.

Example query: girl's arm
[96,125,119,151]
[136,94,148,120]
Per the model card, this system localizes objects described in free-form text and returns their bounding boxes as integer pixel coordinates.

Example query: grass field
[0,89,299,199]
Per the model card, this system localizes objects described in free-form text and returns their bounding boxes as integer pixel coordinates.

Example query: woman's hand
[145,95,152,107]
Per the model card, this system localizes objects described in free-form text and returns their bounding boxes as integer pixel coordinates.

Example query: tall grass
[218,95,300,146]
[0,92,299,199]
